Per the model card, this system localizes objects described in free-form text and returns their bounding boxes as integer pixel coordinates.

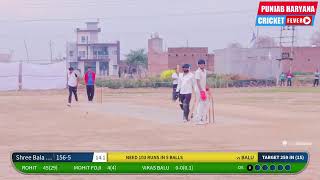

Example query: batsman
[194,59,212,125]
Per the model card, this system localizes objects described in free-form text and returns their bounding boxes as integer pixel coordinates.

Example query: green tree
[125,49,148,77]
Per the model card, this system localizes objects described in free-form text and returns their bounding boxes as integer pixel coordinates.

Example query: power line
[0,9,256,23]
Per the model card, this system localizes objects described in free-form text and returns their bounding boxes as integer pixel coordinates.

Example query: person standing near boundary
[67,67,79,107]
[194,59,210,125]
[172,67,179,101]
[176,64,194,122]
[314,69,320,87]
[84,66,96,102]
[279,72,286,87]
[286,71,293,87]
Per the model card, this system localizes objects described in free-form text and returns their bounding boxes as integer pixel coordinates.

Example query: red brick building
[168,47,214,71]
[281,47,320,73]
[148,35,214,75]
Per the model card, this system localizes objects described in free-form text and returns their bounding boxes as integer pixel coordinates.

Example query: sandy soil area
[1,87,319,180]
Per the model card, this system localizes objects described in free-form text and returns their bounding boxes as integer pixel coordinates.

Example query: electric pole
[49,40,53,63]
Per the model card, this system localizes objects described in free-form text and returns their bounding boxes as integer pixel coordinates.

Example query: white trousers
[195,91,210,122]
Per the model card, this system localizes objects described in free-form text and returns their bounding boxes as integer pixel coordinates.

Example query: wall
[167,47,214,71]
[22,61,67,90]
[0,62,19,91]
[0,53,11,62]
[0,61,67,91]
[77,32,89,44]
[281,47,320,73]
[66,43,78,62]
[148,52,169,75]
[214,47,281,79]
[148,37,168,75]
[78,46,87,59]
[108,45,119,76]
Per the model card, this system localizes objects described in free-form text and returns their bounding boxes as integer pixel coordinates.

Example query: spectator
[279,72,286,86]
[314,69,320,87]
[286,71,294,87]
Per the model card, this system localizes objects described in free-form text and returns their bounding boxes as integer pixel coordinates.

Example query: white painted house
[67,22,120,76]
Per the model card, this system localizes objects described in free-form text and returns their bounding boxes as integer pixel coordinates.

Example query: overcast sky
[0,0,319,60]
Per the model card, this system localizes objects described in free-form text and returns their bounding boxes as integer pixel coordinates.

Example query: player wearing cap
[176,64,195,122]
[67,67,79,107]
[194,59,210,125]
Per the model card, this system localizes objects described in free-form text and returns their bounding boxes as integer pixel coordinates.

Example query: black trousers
[68,86,78,103]
[179,94,192,120]
[314,79,319,87]
[172,84,178,100]
[86,85,95,101]
[280,80,285,86]
[287,79,292,86]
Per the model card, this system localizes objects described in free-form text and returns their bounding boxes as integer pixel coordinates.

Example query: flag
[249,30,257,48]
[250,31,257,43]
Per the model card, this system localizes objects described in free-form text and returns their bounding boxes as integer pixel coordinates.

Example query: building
[0,49,12,62]
[66,22,120,76]
[214,46,320,79]
[214,47,281,79]
[281,47,320,73]
[148,34,214,75]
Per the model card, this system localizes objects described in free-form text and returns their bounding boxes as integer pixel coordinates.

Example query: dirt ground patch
[1,87,319,180]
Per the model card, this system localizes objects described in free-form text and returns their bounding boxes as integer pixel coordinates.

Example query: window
[70,62,78,69]
[113,65,118,71]
[69,51,74,57]
[99,62,109,76]
[282,52,290,59]
[102,47,108,55]
[79,51,86,58]
[81,36,86,43]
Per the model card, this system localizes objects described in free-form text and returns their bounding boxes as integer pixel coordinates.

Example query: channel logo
[256,1,318,26]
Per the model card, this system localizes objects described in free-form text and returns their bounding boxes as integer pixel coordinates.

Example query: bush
[96,77,172,89]
[95,74,277,89]
[207,74,232,88]
[103,80,122,89]
[293,72,313,76]
[160,69,175,81]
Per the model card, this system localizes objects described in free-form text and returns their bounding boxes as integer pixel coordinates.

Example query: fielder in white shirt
[67,67,79,107]
[195,59,210,125]
[171,68,179,101]
[176,64,195,122]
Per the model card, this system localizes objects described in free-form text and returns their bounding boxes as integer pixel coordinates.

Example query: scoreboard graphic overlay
[12,152,308,174]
